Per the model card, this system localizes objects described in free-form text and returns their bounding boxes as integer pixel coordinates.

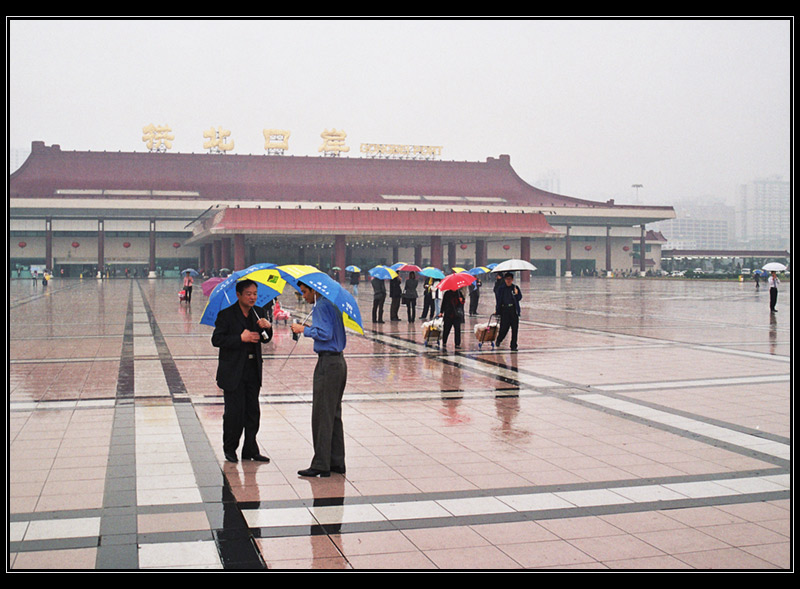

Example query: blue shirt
[304,298,347,353]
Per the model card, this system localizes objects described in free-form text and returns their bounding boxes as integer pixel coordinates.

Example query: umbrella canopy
[199,263,286,327]
[419,266,445,279]
[201,276,226,297]
[277,265,363,334]
[762,262,787,272]
[181,268,199,277]
[345,265,361,273]
[493,259,537,273]
[450,267,466,274]
[392,263,422,273]
[369,265,398,280]
[437,272,476,292]
[466,266,491,276]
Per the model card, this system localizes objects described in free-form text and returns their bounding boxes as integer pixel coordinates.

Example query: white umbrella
[492,259,537,273]
[762,262,787,272]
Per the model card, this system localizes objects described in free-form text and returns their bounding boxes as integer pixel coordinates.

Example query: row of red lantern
[17,242,182,248]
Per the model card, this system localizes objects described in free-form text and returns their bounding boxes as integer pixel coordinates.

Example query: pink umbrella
[436,272,475,291]
[393,263,422,273]
[201,276,226,297]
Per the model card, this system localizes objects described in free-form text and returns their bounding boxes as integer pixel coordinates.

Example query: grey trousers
[310,353,348,471]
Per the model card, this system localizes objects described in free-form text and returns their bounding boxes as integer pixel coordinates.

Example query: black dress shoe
[224,451,238,463]
[243,454,271,463]
[298,468,330,477]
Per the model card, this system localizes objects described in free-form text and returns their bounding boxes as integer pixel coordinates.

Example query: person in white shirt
[768,271,780,314]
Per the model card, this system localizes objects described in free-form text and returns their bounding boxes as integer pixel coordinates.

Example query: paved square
[9,276,790,569]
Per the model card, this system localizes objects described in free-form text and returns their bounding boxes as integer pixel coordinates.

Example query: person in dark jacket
[403,272,419,322]
[420,276,435,320]
[440,288,465,349]
[371,276,386,323]
[494,272,522,351]
[212,279,273,463]
[389,275,403,321]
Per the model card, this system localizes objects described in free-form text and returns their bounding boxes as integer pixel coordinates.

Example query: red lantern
[173,242,181,249]
[18,241,26,248]
[123,242,131,249]
[460,244,468,250]
[503,244,510,250]
[72,241,80,248]
[544,245,552,251]
[584,245,592,251]
[623,246,630,252]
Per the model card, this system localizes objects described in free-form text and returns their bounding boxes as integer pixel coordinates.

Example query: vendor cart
[475,314,500,349]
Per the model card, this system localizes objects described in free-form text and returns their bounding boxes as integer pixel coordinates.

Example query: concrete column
[221,238,231,270]
[520,236,531,283]
[565,225,572,277]
[447,241,456,269]
[148,218,157,278]
[97,219,105,278]
[476,239,487,267]
[430,236,443,269]
[335,235,347,283]
[640,224,646,275]
[234,234,246,270]
[45,217,53,270]
[605,226,612,276]
[414,244,423,267]
[213,240,222,272]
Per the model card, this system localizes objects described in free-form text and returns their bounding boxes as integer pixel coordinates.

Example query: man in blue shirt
[290,282,348,477]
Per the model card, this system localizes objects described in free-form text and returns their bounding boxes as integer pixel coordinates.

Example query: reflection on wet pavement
[9,277,790,569]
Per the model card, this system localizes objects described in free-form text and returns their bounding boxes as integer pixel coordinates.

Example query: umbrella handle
[280,308,314,370]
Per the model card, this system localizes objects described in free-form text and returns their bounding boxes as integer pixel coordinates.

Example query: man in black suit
[212,279,273,463]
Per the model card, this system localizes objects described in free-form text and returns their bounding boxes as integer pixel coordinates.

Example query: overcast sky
[8,18,792,206]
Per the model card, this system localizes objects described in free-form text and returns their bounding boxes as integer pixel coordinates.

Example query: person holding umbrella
[495,272,523,351]
[440,287,466,349]
[291,281,348,477]
[389,274,403,321]
[182,270,195,303]
[211,279,273,463]
[768,271,781,314]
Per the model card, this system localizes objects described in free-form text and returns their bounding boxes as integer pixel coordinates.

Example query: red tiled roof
[10,141,616,209]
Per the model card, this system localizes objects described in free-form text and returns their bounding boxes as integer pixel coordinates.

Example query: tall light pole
[632,184,643,201]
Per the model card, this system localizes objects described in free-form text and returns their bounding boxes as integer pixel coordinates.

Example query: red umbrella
[393,263,422,272]
[436,272,475,291]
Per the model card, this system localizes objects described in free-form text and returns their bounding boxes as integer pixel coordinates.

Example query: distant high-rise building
[736,176,790,250]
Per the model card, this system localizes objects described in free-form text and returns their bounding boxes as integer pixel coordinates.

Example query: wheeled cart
[422,317,443,348]
[475,314,500,349]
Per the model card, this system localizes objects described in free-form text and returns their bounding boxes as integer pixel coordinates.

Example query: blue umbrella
[181,268,199,276]
[419,266,445,279]
[466,266,491,276]
[369,265,398,280]
[345,265,361,273]
[277,265,363,334]
[199,263,285,327]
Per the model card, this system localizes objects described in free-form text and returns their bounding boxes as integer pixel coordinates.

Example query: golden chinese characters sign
[142,124,174,152]
[360,143,442,159]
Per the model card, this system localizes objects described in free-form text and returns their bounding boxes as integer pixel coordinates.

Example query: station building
[9,140,676,280]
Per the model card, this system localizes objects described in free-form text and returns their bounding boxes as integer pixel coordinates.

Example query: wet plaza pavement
[8,275,791,570]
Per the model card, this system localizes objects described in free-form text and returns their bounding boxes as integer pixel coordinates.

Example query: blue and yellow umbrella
[277,264,363,334]
[199,263,286,327]
[368,265,398,280]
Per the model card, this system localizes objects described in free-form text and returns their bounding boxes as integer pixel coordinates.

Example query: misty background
[8,18,791,212]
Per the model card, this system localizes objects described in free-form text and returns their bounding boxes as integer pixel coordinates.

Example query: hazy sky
[8,18,792,205]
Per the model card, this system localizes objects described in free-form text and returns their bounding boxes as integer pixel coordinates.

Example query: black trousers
[310,354,348,471]
[222,359,261,457]
[421,294,433,319]
[496,308,519,349]
[442,316,461,347]
[405,298,417,321]
[390,296,401,320]
[469,292,479,315]
[770,287,778,312]
[372,295,385,322]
